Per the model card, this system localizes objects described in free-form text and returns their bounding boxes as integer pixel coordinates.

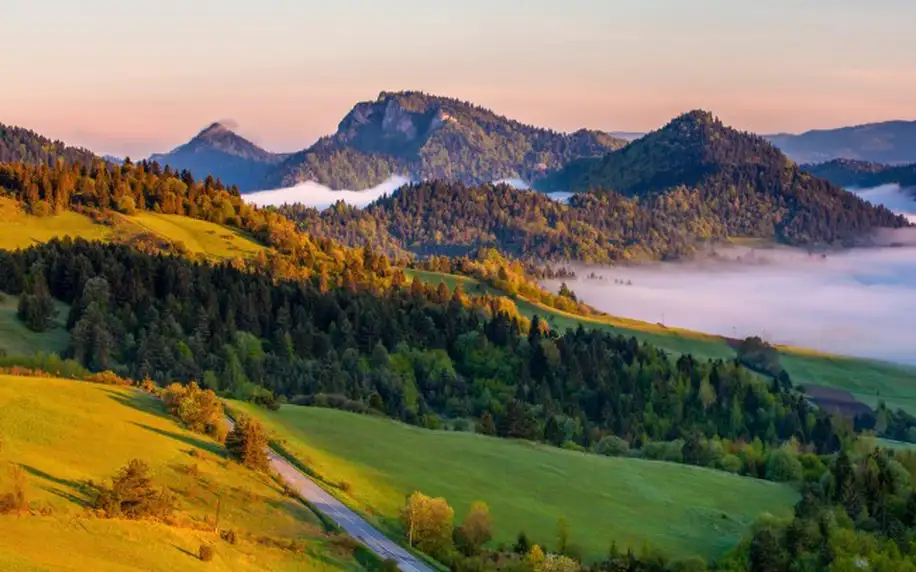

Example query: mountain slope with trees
[0,122,97,166]
[265,91,626,189]
[539,110,909,245]
[149,123,287,192]
[803,158,916,189]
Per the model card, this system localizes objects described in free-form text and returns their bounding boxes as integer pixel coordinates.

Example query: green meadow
[231,402,799,562]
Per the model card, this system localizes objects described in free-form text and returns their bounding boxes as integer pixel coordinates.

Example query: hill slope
[539,110,909,245]
[0,374,354,571]
[149,123,286,192]
[0,122,97,166]
[266,91,626,189]
[232,403,799,562]
[766,119,916,164]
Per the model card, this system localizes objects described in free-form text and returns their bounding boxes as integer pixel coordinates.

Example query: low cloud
[245,175,411,209]
[543,185,916,365]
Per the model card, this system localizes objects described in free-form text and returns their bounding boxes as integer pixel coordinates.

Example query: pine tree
[17,262,56,332]
[225,415,269,471]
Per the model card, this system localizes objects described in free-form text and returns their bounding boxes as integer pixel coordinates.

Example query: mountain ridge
[264,90,628,189]
[148,122,287,191]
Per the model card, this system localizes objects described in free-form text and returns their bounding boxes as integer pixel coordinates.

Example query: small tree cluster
[401,491,455,556]
[94,459,174,520]
[225,415,269,471]
[163,382,227,442]
[17,263,56,332]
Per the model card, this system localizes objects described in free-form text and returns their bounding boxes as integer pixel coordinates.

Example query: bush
[0,464,29,514]
[163,382,225,442]
[562,441,585,452]
[115,195,137,215]
[93,459,175,520]
[765,448,803,483]
[221,529,238,545]
[87,370,132,386]
[199,544,215,562]
[594,435,630,457]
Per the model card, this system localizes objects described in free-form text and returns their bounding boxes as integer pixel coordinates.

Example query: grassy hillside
[0,197,264,261]
[0,375,355,572]
[231,403,799,562]
[407,269,916,412]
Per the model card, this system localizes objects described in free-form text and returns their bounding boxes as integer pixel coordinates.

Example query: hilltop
[265,91,626,189]
[539,110,909,245]
[0,122,98,166]
[766,119,916,164]
[149,123,287,192]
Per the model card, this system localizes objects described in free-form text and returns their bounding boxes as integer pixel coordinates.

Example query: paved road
[225,417,431,572]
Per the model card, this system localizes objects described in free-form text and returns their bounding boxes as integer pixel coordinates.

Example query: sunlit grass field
[0,375,354,572]
[231,402,799,562]
[0,197,265,262]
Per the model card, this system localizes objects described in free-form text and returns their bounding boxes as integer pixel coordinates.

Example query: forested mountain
[149,122,287,192]
[0,122,97,166]
[766,119,916,164]
[539,111,909,245]
[265,91,626,189]
[277,181,714,263]
[803,158,916,189]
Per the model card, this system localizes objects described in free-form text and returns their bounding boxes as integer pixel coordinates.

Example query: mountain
[803,158,916,189]
[0,122,97,166]
[148,122,286,192]
[765,119,916,164]
[265,91,627,189]
[539,110,909,245]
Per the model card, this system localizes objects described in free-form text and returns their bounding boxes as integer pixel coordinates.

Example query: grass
[230,402,799,562]
[0,197,265,262]
[0,375,356,572]
[0,295,71,357]
[127,212,265,260]
[0,198,111,250]
[407,268,916,412]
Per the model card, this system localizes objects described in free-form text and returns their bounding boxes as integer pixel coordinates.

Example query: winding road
[224,417,431,572]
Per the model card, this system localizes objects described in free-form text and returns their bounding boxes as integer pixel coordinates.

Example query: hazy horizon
[3,0,915,157]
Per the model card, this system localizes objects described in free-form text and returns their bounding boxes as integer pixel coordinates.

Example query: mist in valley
[245,175,412,209]
[544,184,916,365]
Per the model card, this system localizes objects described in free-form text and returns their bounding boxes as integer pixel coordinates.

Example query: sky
[3,0,915,157]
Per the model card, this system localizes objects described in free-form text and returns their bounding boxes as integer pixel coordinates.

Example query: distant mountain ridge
[802,158,916,189]
[148,122,287,192]
[0,121,98,166]
[539,110,909,245]
[264,91,627,189]
[765,119,916,164]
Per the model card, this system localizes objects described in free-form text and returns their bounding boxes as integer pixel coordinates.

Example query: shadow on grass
[263,497,324,531]
[132,422,225,457]
[172,544,199,559]
[20,464,94,506]
[105,391,173,422]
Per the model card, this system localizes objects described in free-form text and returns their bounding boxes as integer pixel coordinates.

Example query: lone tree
[17,262,56,332]
[94,459,174,520]
[400,491,454,556]
[225,415,269,471]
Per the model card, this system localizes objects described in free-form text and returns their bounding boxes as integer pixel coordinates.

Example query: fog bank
[245,175,411,209]
[543,182,916,364]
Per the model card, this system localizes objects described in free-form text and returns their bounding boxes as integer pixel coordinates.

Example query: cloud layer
[543,185,916,364]
[244,175,411,209]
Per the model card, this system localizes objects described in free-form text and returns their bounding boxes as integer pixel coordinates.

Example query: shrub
[594,435,630,457]
[199,544,215,562]
[30,200,53,217]
[765,448,803,483]
[221,529,238,545]
[115,195,137,215]
[87,370,132,386]
[94,459,175,519]
[0,464,29,514]
[338,480,354,494]
[163,382,225,442]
